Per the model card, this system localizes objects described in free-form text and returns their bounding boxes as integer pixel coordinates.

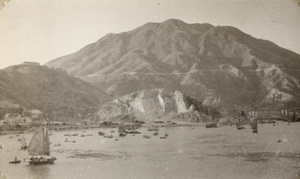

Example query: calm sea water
[0,122,300,179]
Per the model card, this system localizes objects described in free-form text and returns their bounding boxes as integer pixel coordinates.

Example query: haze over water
[0,122,300,179]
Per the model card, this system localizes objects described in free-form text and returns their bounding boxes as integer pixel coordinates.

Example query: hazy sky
[0,0,299,69]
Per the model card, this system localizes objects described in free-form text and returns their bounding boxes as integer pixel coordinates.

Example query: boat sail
[251,119,258,133]
[118,121,127,137]
[20,137,28,149]
[236,111,247,130]
[27,126,56,164]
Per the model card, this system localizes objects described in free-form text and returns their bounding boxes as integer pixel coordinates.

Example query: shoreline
[1,120,291,136]
[0,122,206,135]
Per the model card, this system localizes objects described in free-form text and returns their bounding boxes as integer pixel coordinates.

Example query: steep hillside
[0,64,111,121]
[97,88,210,122]
[46,19,300,109]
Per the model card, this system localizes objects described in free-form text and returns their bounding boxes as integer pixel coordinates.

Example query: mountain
[0,64,111,121]
[46,19,300,110]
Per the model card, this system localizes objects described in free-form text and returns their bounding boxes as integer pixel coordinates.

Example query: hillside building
[3,113,32,126]
[247,109,299,119]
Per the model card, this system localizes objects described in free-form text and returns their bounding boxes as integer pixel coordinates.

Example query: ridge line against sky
[0,0,300,69]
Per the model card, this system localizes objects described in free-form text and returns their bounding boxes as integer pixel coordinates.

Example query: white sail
[28,126,50,156]
[21,137,26,145]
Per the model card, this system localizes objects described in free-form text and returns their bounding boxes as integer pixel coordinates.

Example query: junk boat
[27,126,56,165]
[251,119,258,133]
[20,137,28,149]
[118,122,127,137]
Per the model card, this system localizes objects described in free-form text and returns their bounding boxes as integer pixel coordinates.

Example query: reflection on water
[67,150,132,160]
[25,164,51,179]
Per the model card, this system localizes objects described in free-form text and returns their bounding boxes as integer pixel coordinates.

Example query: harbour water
[0,122,300,179]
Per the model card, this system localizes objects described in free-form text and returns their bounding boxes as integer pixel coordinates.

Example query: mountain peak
[46,20,300,109]
[161,19,187,26]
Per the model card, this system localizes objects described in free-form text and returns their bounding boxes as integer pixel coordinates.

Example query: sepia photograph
[0,0,300,178]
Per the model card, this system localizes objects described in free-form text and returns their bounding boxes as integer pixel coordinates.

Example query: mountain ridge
[46,19,300,110]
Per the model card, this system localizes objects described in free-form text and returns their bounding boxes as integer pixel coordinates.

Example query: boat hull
[9,160,21,164]
[119,132,127,137]
[206,123,218,128]
[237,126,245,130]
[28,156,57,165]
[29,159,55,165]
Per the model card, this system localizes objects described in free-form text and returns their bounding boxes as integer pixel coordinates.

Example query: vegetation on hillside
[0,65,111,122]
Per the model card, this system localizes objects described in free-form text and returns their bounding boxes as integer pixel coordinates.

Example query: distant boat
[237,125,245,130]
[148,128,159,131]
[159,132,168,139]
[118,122,127,137]
[20,137,28,149]
[118,122,126,133]
[65,138,76,143]
[98,131,105,136]
[126,129,141,134]
[119,132,127,137]
[251,119,258,133]
[236,121,245,130]
[107,134,114,138]
[143,135,150,139]
[27,126,56,165]
[54,143,61,147]
[236,117,245,130]
[237,111,248,130]
[9,157,21,164]
[206,122,218,128]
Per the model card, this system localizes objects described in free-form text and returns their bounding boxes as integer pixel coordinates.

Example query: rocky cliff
[97,89,208,122]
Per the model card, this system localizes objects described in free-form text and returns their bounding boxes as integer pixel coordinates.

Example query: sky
[0,0,299,69]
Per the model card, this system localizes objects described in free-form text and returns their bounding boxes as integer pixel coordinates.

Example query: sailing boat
[205,108,218,128]
[27,126,56,165]
[236,117,245,130]
[20,137,28,149]
[236,111,247,130]
[118,121,127,137]
[251,119,258,133]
